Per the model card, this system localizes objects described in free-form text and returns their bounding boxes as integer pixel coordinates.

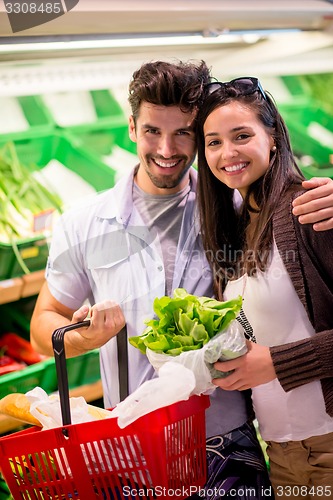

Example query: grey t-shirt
[133,182,191,296]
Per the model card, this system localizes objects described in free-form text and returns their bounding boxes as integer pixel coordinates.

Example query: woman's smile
[222,162,249,174]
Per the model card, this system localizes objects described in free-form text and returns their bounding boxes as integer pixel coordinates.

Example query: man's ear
[129,115,137,143]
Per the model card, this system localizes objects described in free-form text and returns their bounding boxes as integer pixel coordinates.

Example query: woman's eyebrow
[205,125,250,137]
[204,131,219,138]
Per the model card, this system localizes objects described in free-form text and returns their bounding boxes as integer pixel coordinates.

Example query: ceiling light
[0,28,301,54]
[0,32,264,53]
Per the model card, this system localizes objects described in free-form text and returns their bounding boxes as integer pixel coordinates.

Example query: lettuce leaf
[129,288,242,355]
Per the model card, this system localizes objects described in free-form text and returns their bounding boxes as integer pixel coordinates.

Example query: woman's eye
[206,140,220,147]
[237,133,250,140]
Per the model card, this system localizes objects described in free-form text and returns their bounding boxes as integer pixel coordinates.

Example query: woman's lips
[223,162,248,174]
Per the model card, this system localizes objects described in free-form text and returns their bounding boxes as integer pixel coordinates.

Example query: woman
[196,77,333,499]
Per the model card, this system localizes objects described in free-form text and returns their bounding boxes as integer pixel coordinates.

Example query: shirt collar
[95,166,198,226]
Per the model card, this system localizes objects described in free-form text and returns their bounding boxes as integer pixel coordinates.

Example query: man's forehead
[138,102,197,128]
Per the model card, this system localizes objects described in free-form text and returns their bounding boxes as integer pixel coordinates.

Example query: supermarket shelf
[0,379,103,435]
[0,270,45,304]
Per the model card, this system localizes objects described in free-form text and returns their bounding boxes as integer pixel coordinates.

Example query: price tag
[33,208,55,232]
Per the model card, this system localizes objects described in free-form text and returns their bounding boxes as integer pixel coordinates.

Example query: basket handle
[52,320,91,427]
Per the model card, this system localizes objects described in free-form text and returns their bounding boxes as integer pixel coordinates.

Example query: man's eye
[177,130,190,136]
[146,128,159,134]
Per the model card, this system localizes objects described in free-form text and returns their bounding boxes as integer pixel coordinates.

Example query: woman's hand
[212,340,277,391]
[292,177,333,231]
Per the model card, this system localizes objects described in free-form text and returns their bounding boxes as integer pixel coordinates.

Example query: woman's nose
[222,142,238,160]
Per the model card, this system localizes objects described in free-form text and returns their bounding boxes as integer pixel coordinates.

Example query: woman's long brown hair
[196,87,304,297]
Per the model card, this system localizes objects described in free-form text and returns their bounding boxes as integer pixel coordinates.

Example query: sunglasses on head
[206,77,267,101]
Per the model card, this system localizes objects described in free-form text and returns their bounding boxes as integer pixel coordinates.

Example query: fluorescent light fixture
[0,33,258,53]
[0,29,299,53]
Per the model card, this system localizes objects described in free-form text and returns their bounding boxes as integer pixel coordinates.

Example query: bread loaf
[0,392,111,426]
[0,393,41,426]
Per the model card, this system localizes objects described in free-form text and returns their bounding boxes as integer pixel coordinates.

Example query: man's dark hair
[128,60,211,122]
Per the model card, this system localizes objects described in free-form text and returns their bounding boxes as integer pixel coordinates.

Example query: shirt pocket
[87,251,163,303]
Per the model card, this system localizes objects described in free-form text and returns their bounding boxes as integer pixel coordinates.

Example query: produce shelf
[0,349,101,401]
[40,89,126,128]
[0,95,54,140]
[21,269,46,298]
[0,131,116,195]
[65,121,138,182]
[0,235,50,283]
[0,271,44,305]
[0,132,116,281]
[0,278,23,305]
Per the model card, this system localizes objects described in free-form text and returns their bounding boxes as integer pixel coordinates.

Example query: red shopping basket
[0,321,210,500]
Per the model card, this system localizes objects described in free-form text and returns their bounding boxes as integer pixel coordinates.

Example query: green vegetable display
[129,288,242,356]
[0,142,63,274]
[0,142,63,242]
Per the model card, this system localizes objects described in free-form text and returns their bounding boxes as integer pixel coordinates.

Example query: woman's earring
[271,145,277,152]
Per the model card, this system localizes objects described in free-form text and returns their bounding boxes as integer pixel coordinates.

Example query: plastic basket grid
[41,89,126,129]
[65,122,136,157]
[0,95,54,141]
[0,395,209,500]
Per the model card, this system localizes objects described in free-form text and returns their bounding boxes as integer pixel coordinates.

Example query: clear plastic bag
[147,320,247,395]
[110,362,195,427]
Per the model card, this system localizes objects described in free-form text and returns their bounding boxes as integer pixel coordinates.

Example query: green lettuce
[129,288,242,355]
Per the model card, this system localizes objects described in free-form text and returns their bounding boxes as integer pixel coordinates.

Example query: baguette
[87,405,111,419]
[0,393,41,426]
[0,392,111,427]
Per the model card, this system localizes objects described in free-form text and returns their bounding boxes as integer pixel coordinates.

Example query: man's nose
[157,136,176,157]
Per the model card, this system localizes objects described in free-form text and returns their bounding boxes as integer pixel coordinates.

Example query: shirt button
[157,265,163,271]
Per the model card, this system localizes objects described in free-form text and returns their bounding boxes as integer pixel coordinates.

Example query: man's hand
[292,177,333,231]
[212,341,276,391]
[68,300,126,352]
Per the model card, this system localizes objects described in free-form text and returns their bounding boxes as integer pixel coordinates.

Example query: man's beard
[145,158,193,190]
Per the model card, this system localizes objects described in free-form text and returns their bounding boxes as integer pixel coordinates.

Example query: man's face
[129,102,197,195]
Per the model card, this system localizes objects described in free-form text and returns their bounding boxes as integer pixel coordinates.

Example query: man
[31,60,333,499]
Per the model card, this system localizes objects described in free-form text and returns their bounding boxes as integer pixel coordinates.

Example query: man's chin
[149,166,191,189]
[151,175,183,190]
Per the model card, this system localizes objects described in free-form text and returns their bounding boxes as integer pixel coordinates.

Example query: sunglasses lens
[206,77,266,100]
[231,78,257,93]
[207,83,223,95]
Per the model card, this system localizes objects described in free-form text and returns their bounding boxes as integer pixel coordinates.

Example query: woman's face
[203,100,275,198]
